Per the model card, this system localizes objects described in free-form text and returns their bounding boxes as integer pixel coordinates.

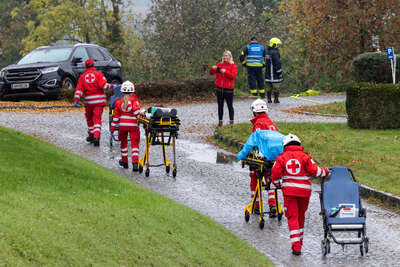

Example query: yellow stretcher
[241,149,283,229]
[138,111,180,178]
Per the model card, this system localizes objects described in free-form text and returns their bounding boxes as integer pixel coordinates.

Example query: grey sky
[130,0,151,15]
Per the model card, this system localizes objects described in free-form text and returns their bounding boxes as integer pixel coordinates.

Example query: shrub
[135,77,214,100]
[346,83,400,129]
[352,52,400,83]
[61,77,215,102]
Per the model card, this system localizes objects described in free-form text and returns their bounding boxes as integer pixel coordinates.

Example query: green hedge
[135,77,214,100]
[352,52,400,83]
[346,83,400,129]
[61,77,215,102]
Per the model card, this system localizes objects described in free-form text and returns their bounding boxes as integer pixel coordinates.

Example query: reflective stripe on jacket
[240,43,265,67]
[271,145,329,197]
[251,113,278,132]
[265,47,283,83]
[246,43,264,66]
[74,67,109,106]
[110,94,140,132]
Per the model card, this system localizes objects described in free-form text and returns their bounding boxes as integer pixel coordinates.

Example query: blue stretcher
[319,166,369,256]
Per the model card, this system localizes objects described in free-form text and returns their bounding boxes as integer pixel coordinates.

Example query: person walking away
[265,37,283,103]
[73,59,120,146]
[271,134,329,256]
[110,81,141,172]
[240,37,265,98]
[209,50,238,126]
[249,99,279,216]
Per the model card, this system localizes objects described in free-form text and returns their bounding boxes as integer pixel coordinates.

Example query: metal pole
[394,53,396,84]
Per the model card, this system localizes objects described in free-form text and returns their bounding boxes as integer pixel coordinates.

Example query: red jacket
[251,113,278,132]
[74,67,113,106]
[271,145,329,197]
[209,61,237,90]
[110,94,140,132]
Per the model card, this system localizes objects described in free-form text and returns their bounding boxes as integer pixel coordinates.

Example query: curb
[294,111,348,118]
[214,129,400,209]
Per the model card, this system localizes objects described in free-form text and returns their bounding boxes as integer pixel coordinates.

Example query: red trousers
[250,169,276,207]
[85,105,104,139]
[119,127,140,164]
[283,195,310,252]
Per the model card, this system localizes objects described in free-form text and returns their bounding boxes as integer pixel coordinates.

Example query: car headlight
[41,66,59,74]
[0,69,5,78]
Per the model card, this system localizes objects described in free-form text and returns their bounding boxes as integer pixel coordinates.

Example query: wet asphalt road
[1,95,400,266]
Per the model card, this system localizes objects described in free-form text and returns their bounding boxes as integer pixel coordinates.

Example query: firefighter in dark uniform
[265,37,283,103]
[240,37,266,98]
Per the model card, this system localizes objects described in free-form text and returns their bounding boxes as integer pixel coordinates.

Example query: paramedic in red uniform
[249,99,279,217]
[109,81,141,172]
[73,59,120,146]
[271,133,329,255]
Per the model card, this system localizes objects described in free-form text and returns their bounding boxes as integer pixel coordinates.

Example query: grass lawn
[217,122,400,196]
[0,126,273,266]
[285,101,346,116]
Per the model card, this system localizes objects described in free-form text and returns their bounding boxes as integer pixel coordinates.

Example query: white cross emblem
[286,159,301,175]
[85,73,96,83]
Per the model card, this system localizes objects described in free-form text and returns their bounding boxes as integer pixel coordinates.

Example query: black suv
[0,43,122,99]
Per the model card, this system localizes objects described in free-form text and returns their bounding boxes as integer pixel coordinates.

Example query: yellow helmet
[269,37,282,48]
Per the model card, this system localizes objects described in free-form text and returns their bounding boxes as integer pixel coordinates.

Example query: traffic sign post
[387,47,396,84]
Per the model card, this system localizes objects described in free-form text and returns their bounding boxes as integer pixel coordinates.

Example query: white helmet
[121,80,135,93]
[282,133,301,147]
[251,99,268,113]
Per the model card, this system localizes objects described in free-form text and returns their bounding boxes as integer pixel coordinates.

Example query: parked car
[0,43,122,99]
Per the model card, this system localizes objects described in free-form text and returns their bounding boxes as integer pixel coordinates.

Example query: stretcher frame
[318,167,369,256]
[241,152,283,229]
[138,115,180,177]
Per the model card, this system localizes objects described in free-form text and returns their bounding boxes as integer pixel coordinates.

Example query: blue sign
[387,47,394,60]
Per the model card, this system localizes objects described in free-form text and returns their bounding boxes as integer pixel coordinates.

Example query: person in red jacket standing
[110,81,141,172]
[73,59,120,146]
[271,134,329,256]
[209,50,237,126]
[249,99,279,217]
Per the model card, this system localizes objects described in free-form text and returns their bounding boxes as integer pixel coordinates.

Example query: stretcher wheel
[145,168,150,177]
[109,137,113,147]
[258,217,264,229]
[138,164,143,173]
[172,168,177,178]
[277,212,283,221]
[166,165,170,174]
[364,237,369,254]
[244,211,250,222]
[321,240,328,256]
[360,244,364,256]
[326,239,331,254]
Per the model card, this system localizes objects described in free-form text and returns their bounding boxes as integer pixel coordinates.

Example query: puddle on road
[180,139,237,164]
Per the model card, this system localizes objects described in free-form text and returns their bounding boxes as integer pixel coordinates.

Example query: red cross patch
[286,159,301,175]
[85,73,96,83]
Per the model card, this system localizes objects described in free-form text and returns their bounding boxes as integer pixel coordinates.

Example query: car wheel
[62,77,75,91]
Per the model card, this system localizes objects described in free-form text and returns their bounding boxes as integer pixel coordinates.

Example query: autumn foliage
[283,0,400,87]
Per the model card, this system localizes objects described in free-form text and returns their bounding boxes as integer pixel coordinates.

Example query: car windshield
[17,47,73,64]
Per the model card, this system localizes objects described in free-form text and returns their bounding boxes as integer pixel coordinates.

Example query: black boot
[292,250,301,256]
[93,138,100,147]
[267,92,272,103]
[86,134,94,143]
[119,159,129,169]
[260,93,265,99]
[274,92,280,103]
[132,162,139,172]
[269,206,277,218]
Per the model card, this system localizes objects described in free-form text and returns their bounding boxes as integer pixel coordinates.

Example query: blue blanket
[237,130,285,161]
